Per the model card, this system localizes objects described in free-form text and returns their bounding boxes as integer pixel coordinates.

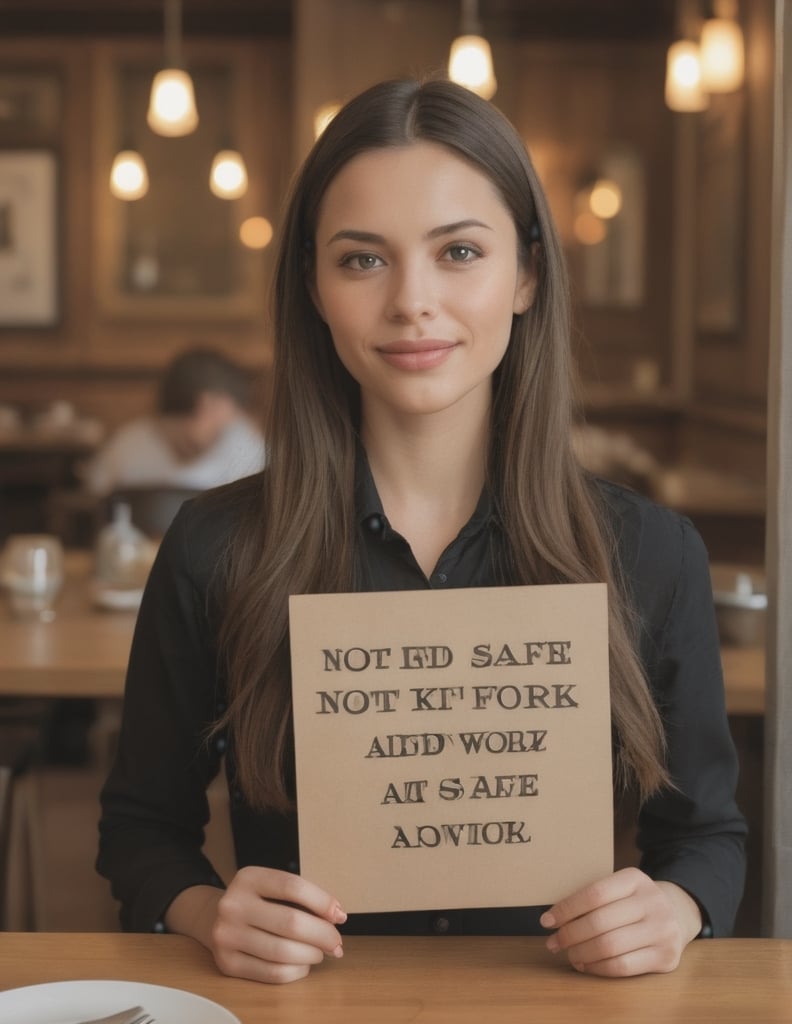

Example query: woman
[97,78,746,984]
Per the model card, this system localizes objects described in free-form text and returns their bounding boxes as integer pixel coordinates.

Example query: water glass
[0,534,65,621]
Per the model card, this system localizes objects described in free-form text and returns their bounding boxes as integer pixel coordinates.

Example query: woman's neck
[361,402,490,578]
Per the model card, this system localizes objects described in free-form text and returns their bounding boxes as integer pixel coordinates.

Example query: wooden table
[0,552,767,714]
[0,551,136,698]
[0,933,790,1022]
[721,645,765,716]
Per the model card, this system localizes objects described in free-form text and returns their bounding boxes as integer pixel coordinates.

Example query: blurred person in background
[46,348,265,765]
[82,347,266,496]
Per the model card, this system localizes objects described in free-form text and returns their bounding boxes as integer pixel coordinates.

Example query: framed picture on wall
[0,149,58,327]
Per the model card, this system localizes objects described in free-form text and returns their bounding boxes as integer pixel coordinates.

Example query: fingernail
[540,912,555,928]
[332,902,348,924]
[546,936,559,954]
[573,962,585,973]
[332,942,344,959]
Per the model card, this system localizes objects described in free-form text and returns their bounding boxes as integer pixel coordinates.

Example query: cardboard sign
[289,584,612,914]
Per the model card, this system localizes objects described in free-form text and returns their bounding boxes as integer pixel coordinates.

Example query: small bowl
[710,564,767,647]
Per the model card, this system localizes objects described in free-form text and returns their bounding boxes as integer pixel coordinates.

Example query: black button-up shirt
[97,460,747,938]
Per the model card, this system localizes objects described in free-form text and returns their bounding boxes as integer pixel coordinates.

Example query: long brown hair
[218,78,669,813]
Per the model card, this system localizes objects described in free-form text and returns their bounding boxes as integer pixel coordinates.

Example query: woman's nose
[385,263,438,322]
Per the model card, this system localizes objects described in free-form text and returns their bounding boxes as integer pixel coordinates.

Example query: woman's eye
[443,243,482,263]
[340,252,384,271]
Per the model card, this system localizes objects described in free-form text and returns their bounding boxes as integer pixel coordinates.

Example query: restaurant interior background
[0,0,776,935]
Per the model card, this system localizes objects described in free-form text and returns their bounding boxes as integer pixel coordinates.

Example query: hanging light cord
[164,0,183,69]
[460,0,481,35]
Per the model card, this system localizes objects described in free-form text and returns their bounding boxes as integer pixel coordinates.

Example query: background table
[0,934,790,1022]
[0,552,136,929]
[0,552,136,698]
[720,645,765,715]
[0,551,767,712]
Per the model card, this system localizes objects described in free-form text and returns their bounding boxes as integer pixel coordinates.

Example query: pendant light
[665,39,709,112]
[588,179,623,220]
[109,150,149,201]
[239,216,274,250]
[314,101,341,140]
[448,0,497,100]
[209,149,248,200]
[700,0,744,92]
[147,0,199,137]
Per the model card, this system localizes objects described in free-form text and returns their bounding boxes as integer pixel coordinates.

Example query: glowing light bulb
[109,151,149,201]
[209,150,248,199]
[665,40,708,112]
[448,35,497,100]
[239,216,274,250]
[314,102,341,140]
[700,18,744,92]
[147,69,199,136]
[589,179,623,220]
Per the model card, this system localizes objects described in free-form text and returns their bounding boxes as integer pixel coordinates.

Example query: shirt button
[366,514,385,534]
[287,860,299,873]
[435,572,448,584]
[432,915,450,934]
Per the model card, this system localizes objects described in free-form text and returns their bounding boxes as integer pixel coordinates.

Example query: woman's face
[312,142,535,424]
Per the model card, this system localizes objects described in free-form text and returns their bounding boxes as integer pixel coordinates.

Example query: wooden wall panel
[693,0,774,405]
[292,0,456,162]
[763,0,792,938]
[0,6,775,465]
[504,41,675,395]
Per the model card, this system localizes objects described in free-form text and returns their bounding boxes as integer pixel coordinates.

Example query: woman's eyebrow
[327,229,385,245]
[426,218,493,239]
[326,219,493,246]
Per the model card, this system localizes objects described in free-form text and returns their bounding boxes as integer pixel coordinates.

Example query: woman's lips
[377,340,458,371]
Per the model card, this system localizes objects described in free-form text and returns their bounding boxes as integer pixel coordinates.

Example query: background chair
[0,705,48,930]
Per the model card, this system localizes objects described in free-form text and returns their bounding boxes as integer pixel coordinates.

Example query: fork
[75,1007,155,1024]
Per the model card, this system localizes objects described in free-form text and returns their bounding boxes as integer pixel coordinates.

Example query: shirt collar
[353,440,495,534]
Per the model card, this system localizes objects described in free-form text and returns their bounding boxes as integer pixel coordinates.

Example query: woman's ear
[513,267,538,315]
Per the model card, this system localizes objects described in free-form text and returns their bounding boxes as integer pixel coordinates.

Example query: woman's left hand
[540,866,703,977]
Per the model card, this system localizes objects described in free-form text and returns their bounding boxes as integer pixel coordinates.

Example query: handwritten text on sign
[289,584,612,914]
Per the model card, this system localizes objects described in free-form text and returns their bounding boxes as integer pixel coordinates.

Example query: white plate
[0,980,240,1024]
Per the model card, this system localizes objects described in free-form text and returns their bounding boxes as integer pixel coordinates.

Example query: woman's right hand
[166,867,347,984]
